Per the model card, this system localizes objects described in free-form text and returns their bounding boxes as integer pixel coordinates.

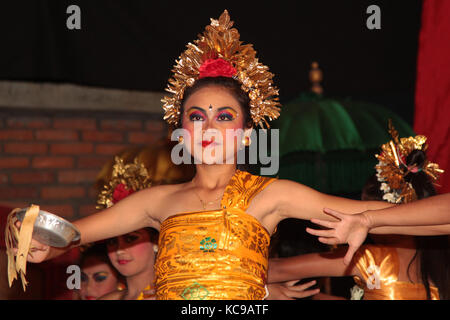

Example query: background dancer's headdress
[375,120,443,203]
[96,156,151,209]
[162,10,281,128]
[95,156,157,299]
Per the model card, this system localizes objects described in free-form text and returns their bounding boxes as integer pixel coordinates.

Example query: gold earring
[242,136,251,146]
[178,136,184,145]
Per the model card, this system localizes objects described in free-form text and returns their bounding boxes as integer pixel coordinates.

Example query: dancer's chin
[190,154,224,165]
[200,157,220,165]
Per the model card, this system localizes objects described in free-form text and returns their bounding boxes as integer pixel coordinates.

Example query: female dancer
[99,155,320,300]
[270,176,448,299]
[77,242,124,300]
[92,156,159,300]
[271,130,449,299]
[100,228,158,300]
[15,11,393,300]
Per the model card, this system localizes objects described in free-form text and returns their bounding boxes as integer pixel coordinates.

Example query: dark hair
[361,174,384,201]
[79,242,119,275]
[362,149,450,300]
[145,227,159,244]
[106,228,159,248]
[179,76,252,129]
[403,150,436,199]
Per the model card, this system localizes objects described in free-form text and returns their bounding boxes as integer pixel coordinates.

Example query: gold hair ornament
[375,120,443,203]
[96,156,151,209]
[161,10,281,128]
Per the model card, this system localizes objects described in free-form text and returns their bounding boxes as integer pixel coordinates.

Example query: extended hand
[306,208,371,265]
[267,280,319,300]
[14,220,50,263]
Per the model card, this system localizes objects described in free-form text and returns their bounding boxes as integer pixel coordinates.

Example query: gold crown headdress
[375,120,443,203]
[96,156,151,209]
[162,10,281,128]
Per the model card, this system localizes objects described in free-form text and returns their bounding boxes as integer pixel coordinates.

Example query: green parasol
[273,63,415,195]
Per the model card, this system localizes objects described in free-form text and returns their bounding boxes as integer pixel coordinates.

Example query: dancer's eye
[217,112,234,121]
[189,112,205,121]
[93,272,109,282]
[125,234,139,243]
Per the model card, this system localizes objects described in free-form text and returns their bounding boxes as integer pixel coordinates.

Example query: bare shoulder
[253,178,321,222]
[98,289,126,300]
[247,179,293,214]
[251,179,297,206]
[257,179,298,200]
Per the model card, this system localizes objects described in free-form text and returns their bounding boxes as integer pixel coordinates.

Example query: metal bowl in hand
[16,208,81,248]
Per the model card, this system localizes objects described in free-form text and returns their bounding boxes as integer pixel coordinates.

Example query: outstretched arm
[270,179,394,223]
[307,193,450,264]
[365,193,450,229]
[73,188,160,245]
[25,186,163,262]
[268,248,359,283]
[371,224,450,235]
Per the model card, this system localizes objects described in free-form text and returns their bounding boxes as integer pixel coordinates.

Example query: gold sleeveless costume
[352,245,439,300]
[154,170,275,300]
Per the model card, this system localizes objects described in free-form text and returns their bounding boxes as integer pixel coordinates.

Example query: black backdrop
[0,0,421,123]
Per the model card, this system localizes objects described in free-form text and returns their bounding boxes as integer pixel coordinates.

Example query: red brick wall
[0,109,167,220]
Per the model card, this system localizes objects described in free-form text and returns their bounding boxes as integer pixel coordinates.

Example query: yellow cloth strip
[5,205,39,291]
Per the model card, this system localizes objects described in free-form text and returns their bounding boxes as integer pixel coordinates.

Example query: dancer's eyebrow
[186,106,206,113]
[186,106,237,114]
[217,106,237,112]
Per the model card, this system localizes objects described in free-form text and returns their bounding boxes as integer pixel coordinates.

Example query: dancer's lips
[117,259,131,265]
[85,296,96,300]
[202,140,214,148]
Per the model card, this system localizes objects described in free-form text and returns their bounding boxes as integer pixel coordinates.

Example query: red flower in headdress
[198,58,237,79]
[112,183,135,204]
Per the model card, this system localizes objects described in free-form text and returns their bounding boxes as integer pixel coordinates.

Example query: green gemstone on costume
[180,281,210,300]
[200,237,217,252]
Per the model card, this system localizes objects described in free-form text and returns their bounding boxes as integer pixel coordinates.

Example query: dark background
[0,0,421,124]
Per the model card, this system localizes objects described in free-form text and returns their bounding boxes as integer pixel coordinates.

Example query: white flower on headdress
[350,285,364,300]
[376,163,385,182]
[382,192,398,203]
[380,183,390,193]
